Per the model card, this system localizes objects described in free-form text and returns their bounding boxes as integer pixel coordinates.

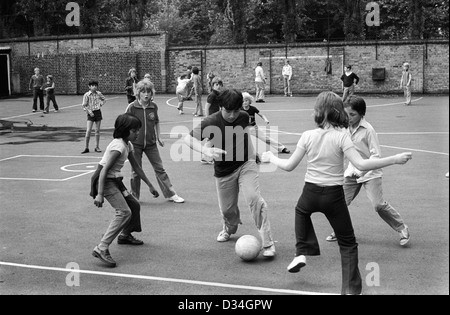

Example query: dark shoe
[281,148,291,154]
[81,148,89,154]
[92,246,117,268]
[118,234,144,245]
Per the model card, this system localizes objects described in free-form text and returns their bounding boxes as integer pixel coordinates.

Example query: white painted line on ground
[1,97,121,120]
[380,145,449,156]
[0,261,336,295]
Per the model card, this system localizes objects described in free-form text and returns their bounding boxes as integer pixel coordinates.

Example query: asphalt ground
[0,93,448,296]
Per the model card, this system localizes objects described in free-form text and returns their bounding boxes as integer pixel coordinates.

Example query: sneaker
[399,225,410,246]
[281,148,291,154]
[94,147,102,153]
[446,172,449,178]
[118,234,144,246]
[168,194,185,203]
[32,109,37,113]
[217,230,230,242]
[54,110,59,113]
[263,244,276,258]
[92,246,116,268]
[81,148,89,154]
[179,110,184,115]
[287,255,306,273]
[326,231,337,242]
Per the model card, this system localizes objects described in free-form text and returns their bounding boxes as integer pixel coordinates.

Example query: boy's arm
[257,113,269,124]
[205,102,211,116]
[155,122,164,147]
[407,73,412,86]
[354,74,360,85]
[184,134,226,159]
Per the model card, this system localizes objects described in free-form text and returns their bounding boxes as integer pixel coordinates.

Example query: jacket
[125,100,159,148]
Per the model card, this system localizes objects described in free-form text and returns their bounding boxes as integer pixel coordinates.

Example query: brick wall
[1,34,448,96]
[1,32,167,95]
[168,40,449,95]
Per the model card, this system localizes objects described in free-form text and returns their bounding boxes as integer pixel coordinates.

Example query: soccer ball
[235,235,261,262]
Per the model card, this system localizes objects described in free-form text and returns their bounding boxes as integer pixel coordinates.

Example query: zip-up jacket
[125,100,159,148]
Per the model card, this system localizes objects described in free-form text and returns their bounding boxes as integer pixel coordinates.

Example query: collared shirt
[282,64,292,79]
[346,118,383,183]
[82,90,105,112]
[255,66,265,83]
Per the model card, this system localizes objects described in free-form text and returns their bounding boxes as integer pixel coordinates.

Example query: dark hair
[180,74,187,80]
[345,65,352,70]
[314,91,349,129]
[211,77,223,86]
[88,80,99,87]
[217,89,243,111]
[346,96,366,117]
[192,67,199,75]
[113,113,142,139]
[257,62,262,66]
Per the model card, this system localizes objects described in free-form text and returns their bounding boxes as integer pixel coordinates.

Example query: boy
[176,74,191,115]
[126,79,184,203]
[205,77,223,117]
[282,59,293,97]
[325,95,410,246]
[191,67,203,117]
[184,89,276,258]
[29,67,45,112]
[242,92,290,154]
[341,65,359,103]
[125,68,138,104]
[400,63,412,106]
[82,80,105,154]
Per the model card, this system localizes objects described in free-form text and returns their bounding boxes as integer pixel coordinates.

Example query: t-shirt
[190,111,255,178]
[99,139,134,179]
[297,127,355,186]
[242,105,259,127]
[206,90,221,115]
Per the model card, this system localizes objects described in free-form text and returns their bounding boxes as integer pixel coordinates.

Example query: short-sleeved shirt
[242,105,259,126]
[297,127,355,186]
[206,90,221,115]
[190,111,255,178]
[99,139,134,179]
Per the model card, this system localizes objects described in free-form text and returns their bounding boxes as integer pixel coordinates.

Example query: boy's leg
[121,194,142,235]
[144,145,176,198]
[45,95,50,113]
[343,176,362,206]
[52,95,59,110]
[38,89,44,111]
[130,146,144,200]
[196,94,203,116]
[405,86,412,105]
[84,120,94,150]
[95,120,102,149]
[342,87,349,103]
[364,178,406,232]
[238,162,274,248]
[322,185,362,295]
[32,88,38,111]
[98,181,132,250]
[215,173,241,236]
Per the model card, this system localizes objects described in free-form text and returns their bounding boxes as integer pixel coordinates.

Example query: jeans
[403,86,411,105]
[215,161,274,248]
[32,88,44,111]
[131,144,176,199]
[342,85,355,103]
[255,82,265,101]
[283,76,291,96]
[295,182,362,295]
[99,179,141,250]
[344,177,405,232]
[45,94,58,112]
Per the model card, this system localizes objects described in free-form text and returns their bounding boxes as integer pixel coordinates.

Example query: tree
[342,0,365,40]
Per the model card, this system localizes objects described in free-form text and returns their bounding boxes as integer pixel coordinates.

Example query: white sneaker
[217,230,230,242]
[263,244,276,257]
[287,255,306,273]
[399,225,410,246]
[168,194,185,203]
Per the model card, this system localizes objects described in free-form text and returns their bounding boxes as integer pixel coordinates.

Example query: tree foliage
[0,0,448,43]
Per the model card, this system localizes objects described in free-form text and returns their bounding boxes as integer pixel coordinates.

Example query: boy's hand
[149,187,159,198]
[395,152,412,165]
[204,147,226,159]
[94,195,104,208]
[261,151,274,163]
